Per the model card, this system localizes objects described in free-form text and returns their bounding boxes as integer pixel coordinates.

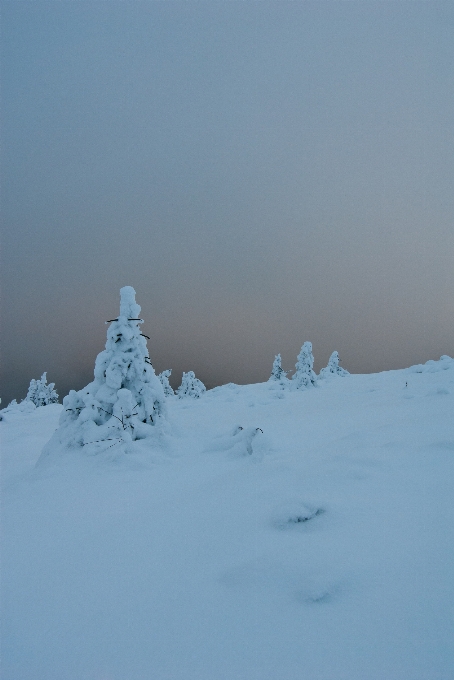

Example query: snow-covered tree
[292,341,317,389]
[268,354,288,382]
[176,371,206,399]
[319,351,349,378]
[43,286,166,452]
[26,373,59,406]
[158,369,174,397]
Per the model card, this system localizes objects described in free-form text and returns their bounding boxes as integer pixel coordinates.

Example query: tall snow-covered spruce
[42,287,166,455]
[292,341,317,389]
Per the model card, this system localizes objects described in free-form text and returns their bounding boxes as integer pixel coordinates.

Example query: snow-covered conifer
[176,371,206,399]
[319,351,349,378]
[26,373,59,406]
[26,379,38,405]
[292,341,317,389]
[43,286,166,453]
[269,354,288,382]
[158,369,174,397]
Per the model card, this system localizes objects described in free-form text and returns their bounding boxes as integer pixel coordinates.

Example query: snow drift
[1,355,454,680]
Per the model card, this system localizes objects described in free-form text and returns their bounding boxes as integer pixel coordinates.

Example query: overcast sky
[1,1,453,405]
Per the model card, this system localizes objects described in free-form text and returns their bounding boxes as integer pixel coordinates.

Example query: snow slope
[2,360,454,680]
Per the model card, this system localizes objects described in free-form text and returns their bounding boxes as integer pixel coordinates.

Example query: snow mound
[207,424,268,460]
[407,354,454,374]
[0,399,36,417]
[271,502,325,530]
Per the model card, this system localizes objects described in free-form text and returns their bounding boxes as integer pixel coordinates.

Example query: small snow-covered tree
[176,371,206,399]
[319,351,349,378]
[26,379,38,404]
[269,354,288,382]
[158,369,174,397]
[41,286,166,454]
[26,373,59,406]
[292,341,317,389]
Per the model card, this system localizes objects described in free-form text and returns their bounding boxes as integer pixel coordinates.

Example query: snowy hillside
[2,359,454,680]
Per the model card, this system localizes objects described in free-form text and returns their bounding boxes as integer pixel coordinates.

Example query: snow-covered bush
[0,374,58,419]
[207,425,267,460]
[408,355,454,374]
[26,373,59,406]
[319,351,349,378]
[292,341,317,389]
[0,399,36,416]
[158,369,174,397]
[40,286,166,454]
[176,371,206,399]
[268,354,288,382]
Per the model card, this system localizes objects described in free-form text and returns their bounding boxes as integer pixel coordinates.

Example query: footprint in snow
[220,557,341,605]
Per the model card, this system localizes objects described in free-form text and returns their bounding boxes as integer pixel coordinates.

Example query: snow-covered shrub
[26,373,59,406]
[158,369,174,397]
[408,355,454,374]
[40,286,166,455]
[0,399,36,416]
[292,341,317,389]
[176,371,206,399]
[319,351,349,378]
[207,425,267,460]
[232,426,265,456]
[269,354,288,382]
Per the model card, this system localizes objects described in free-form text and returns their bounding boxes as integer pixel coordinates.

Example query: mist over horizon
[1,1,453,406]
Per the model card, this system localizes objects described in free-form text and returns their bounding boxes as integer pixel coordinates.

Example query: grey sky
[1,1,453,404]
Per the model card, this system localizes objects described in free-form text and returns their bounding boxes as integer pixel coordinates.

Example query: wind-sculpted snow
[1,356,454,680]
[271,501,325,530]
[407,354,454,374]
[205,424,269,460]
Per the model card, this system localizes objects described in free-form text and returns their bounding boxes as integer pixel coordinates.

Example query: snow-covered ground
[2,359,454,680]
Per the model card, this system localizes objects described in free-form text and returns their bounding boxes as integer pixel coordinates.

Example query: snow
[176,370,206,399]
[25,372,59,407]
[158,369,175,397]
[41,287,166,460]
[292,340,317,389]
[269,353,288,383]
[2,357,454,680]
[319,350,349,378]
